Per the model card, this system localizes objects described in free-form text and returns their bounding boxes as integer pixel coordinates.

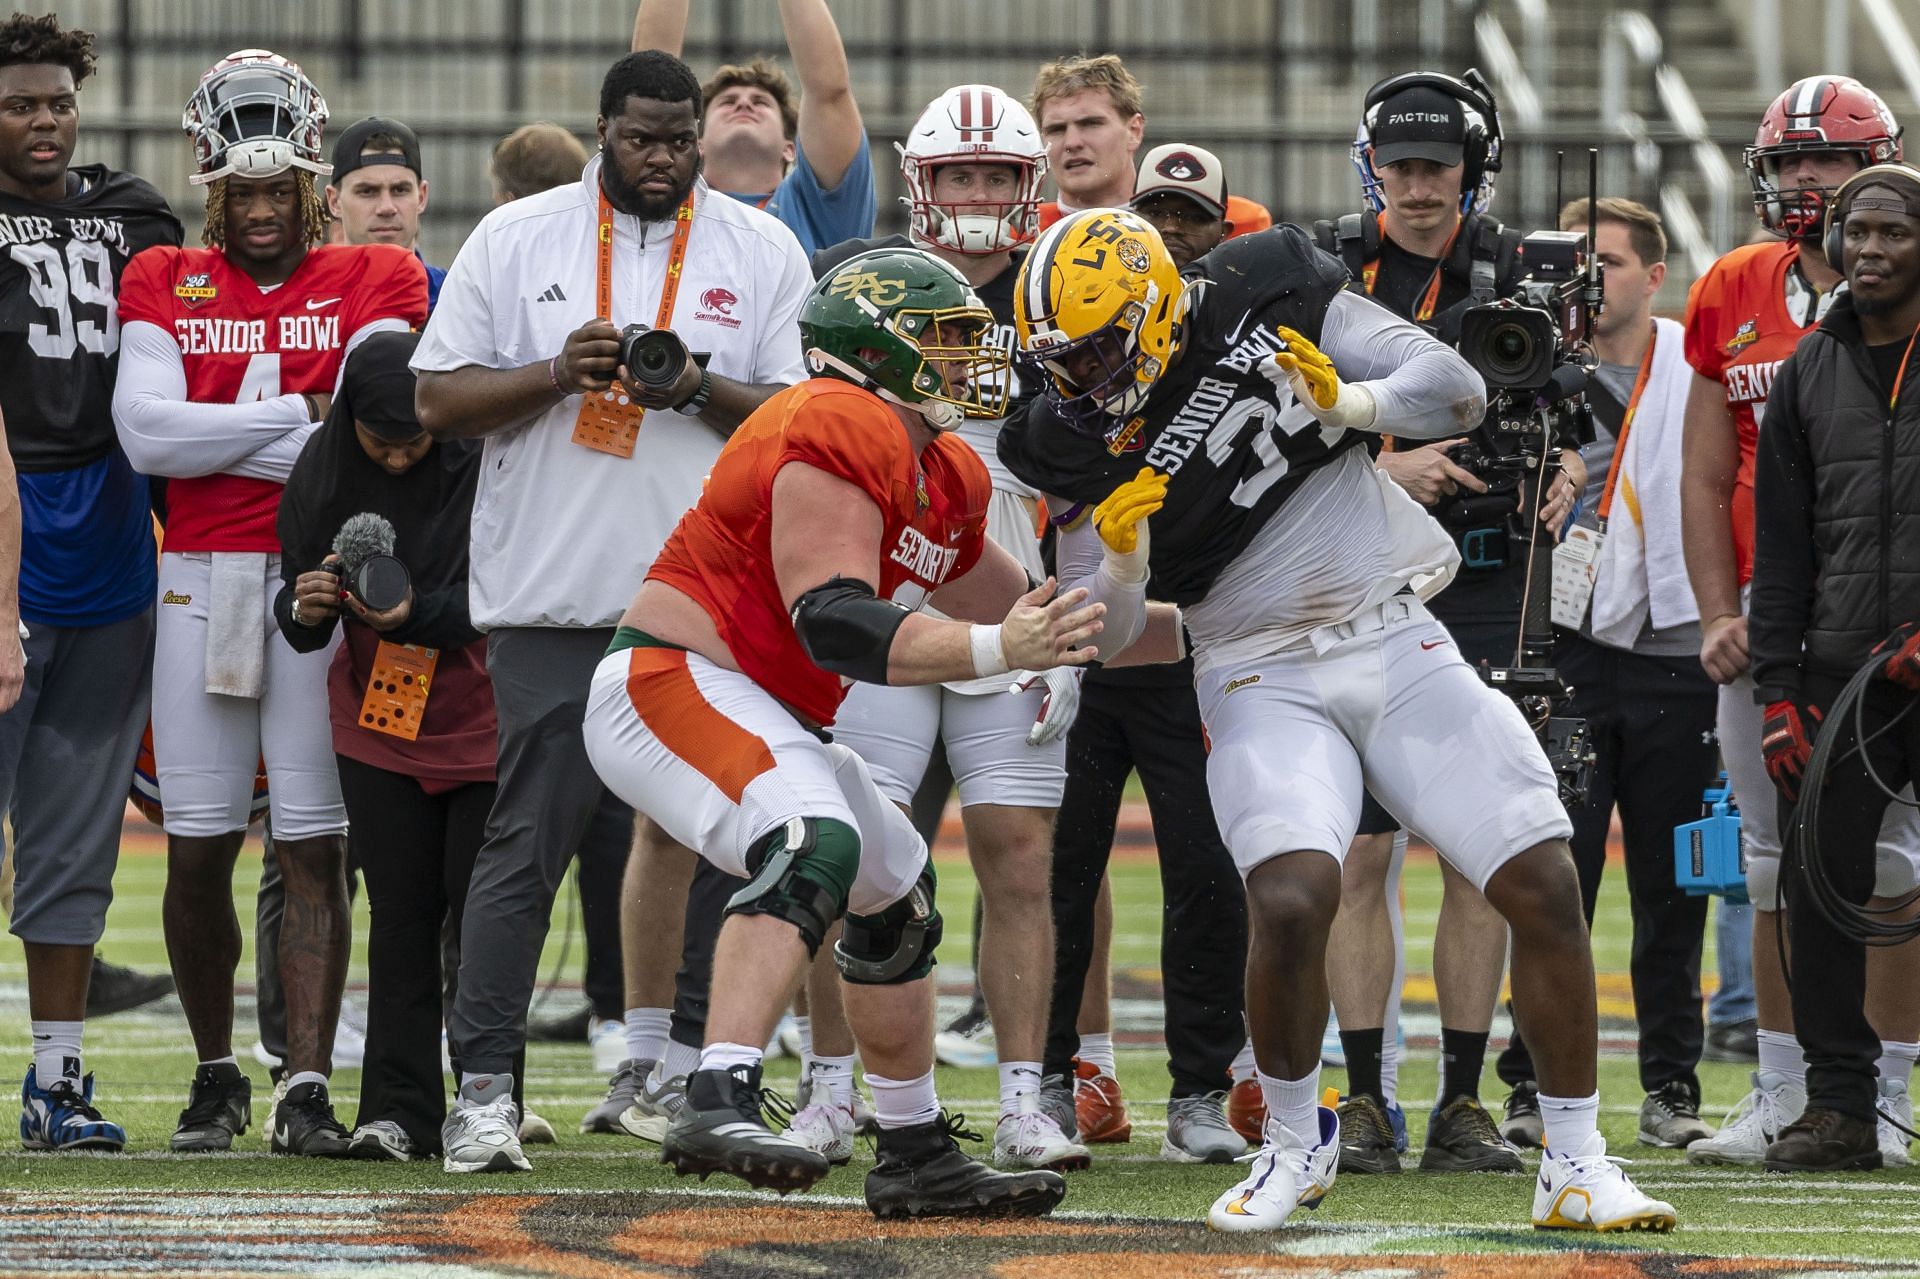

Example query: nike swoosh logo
[1224,307,1254,345]
[305,297,341,310]
[1420,639,1447,650]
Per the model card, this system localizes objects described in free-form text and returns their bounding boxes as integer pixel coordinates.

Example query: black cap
[1370,86,1468,168]
[331,116,423,181]
[336,331,425,442]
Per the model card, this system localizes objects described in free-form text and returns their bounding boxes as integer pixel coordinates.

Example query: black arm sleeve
[1749,354,1817,702]
[382,582,482,651]
[792,576,912,684]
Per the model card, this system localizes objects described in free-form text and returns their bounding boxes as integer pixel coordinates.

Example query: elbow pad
[791,576,911,685]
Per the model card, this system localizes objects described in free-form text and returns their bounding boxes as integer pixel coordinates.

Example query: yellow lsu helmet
[1014,207,1186,434]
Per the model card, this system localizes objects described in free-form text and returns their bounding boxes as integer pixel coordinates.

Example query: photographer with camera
[1312,71,1585,1173]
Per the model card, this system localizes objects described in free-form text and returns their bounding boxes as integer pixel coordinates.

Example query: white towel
[204,552,267,699]
[1590,316,1697,647]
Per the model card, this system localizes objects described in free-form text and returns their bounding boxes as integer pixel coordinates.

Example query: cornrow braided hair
[201,172,329,249]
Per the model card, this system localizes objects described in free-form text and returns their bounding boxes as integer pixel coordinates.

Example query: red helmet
[1747,76,1903,237]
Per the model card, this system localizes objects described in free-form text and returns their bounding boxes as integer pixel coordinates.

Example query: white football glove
[1011,666,1083,746]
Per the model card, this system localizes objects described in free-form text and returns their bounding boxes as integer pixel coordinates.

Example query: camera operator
[1312,70,1584,1172]
[1750,163,1920,1172]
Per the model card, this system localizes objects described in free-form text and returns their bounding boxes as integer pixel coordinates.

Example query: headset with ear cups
[1354,69,1504,216]
[1823,162,1920,274]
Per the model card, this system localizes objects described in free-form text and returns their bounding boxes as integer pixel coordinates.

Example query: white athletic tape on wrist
[969,623,1009,679]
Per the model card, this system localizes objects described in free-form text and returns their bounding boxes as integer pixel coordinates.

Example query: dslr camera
[618,323,694,392]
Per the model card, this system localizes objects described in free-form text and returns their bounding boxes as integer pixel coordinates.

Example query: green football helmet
[800,247,1011,430]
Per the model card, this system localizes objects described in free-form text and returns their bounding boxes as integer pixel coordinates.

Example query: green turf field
[1,834,1917,1277]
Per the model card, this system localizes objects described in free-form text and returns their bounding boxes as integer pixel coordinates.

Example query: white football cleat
[1208,1104,1340,1233]
[992,1109,1091,1171]
[1879,1078,1913,1169]
[1533,1131,1675,1232]
[786,1099,857,1165]
[1687,1069,1805,1166]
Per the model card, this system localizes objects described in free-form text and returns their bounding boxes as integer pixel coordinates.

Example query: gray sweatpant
[448,626,616,1073]
[0,610,154,945]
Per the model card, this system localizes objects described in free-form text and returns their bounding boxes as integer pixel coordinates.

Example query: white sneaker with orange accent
[1207,1101,1339,1233]
[1532,1131,1676,1232]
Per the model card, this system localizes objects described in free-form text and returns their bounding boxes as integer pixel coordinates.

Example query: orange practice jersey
[1038,194,1273,238]
[647,379,992,726]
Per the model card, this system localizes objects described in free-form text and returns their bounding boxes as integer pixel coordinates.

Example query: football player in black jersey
[0,11,183,1152]
[1003,209,1675,1234]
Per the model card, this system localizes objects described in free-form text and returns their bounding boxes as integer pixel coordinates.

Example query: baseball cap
[1369,85,1468,168]
[1131,144,1227,219]
[331,116,423,181]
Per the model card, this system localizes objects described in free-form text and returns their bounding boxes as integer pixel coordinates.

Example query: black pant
[337,755,520,1152]
[1496,633,1718,1095]
[1043,672,1248,1098]
[1783,671,1920,1122]
[573,792,634,1023]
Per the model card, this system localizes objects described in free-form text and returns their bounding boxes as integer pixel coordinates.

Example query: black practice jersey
[998,224,1362,606]
[0,165,183,473]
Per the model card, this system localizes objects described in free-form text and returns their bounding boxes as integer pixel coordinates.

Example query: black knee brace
[835,862,942,985]
[724,816,859,955]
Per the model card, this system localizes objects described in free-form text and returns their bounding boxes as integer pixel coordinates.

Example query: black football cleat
[170,1062,252,1152]
[661,1064,828,1193]
[85,954,175,1017]
[270,1080,353,1157]
[866,1111,1067,1220]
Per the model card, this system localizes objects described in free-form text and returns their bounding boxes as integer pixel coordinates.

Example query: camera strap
[571,187,697,458]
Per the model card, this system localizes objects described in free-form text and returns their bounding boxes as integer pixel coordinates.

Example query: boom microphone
[327,513,410,613]
[1537,362,1588,407]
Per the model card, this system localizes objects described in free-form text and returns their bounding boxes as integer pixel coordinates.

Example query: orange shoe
[1225,1076,1266,1144]
[1074,1058,1132,1144]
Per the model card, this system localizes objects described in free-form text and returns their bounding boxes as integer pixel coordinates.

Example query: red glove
[1761,699,1822,802]
[1874,622,1920,691]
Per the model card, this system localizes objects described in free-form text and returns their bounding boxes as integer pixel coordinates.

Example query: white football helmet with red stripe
[898,84,1047,255]
[183,49,331,187]
[1747,75,1902,237]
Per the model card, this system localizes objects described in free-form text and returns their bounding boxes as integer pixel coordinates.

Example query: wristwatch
[291,597,309,627]
[674,367,713,416]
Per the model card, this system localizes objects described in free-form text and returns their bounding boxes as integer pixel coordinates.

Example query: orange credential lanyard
[1361,213,1463,324]
[1597,325,1659,527]
[1888,322,1920,413]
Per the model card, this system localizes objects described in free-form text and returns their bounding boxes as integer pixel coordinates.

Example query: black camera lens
[618,324,691,390]
[350,554,411,614]
[1486,322,1536,379]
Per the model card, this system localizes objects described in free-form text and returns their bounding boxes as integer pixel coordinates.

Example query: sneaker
[1319,1010,1344,1068]
[1386,1099,1409,1154]
[992,1109,1091,1171]
[589,1018,627,1074]
[1334,1094,1401,1174]
[1421,1095,1523,1172]
[1225,1077,1265,1144]
[1702,1017,1759,1064]
[867,1111,1065,1220]
[581,1058,653,1135]
[1037,1073,1078,1141]
[442,1075,531,1173]
[519,1109,556,1144]
[270,1081,352,1157]
[1500,1081,1544,1149]
[1879,1078,1913,1169]
[786,1098,856,1165]
[619,1067,688,1143]
[348,1118,416,1161]
[934,1006,996,1069]
[1208,1103,1340,1233]
[525,1002,592,1043]
[20,1067,125,1151]
[661,1064,826,1193]
[84,955,174,1017]
[260,1075,288,1148]
[1764,1105,1883,1172]
[170,1063,252,1152]
[1533,1131,1676,1231]
[1074,1060,1131,1144]
[333,999,367,1071]
[1687,1069,1805,1167]
[1638,1080,1712,1148]
[793,1068,879,1136]
[1162,1092,1249,1164]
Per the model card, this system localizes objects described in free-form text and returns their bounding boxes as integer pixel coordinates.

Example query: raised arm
[780,0,864,188]
[631,0,688,54]
[113,320,321,478]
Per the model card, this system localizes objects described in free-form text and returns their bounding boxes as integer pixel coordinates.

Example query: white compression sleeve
[113,320,311,478]
[1317,290,1487,442]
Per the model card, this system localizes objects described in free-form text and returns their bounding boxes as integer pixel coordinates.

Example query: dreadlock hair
[0,12,96,87]
[201,171,329,249]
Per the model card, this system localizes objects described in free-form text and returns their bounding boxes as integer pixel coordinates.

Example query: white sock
[868,1068,940,1130]
[1379,1034,1401,1106]
[1757,1028,1806,1086]
[698,1041,763,1073]
[662,1037,702,1081]
[1229,1037,1257,1084]
[998,1060,1043,1116]
[624,1007,672,1065]
[1257,1067,1320,1144]
[793,1015,813,1063]
[1877,1040,1919,1089]
[199,1055,240,1070]
[1538,1090,1600,1154]
[1077,1032,1116,1078]
[30,1020,83,1088]
[288,1070,327,1090]
[808,1053,855,1108]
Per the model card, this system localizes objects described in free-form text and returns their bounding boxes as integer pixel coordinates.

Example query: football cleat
[661,1064,826,1193]
[1208,1096,1340,1233]
[20,1067,125,1152]
[348,1119,416,1161]
[171,1062,252,1153]
[786,1098,857,1166]
[992,1108,1091,1171]
[1335,1094,1401,1174]
[1162,1092,1249,1164]
[1687,1069,1806,1167]
[1638,1081,1712,1148]
[1036,1073,1078,1140]
[867,1111,1065,1220]
[619,1066,688,1143]
[84,955,174,1018]
[1074,1059,1131,1144]
[1500,1081,1545,1149]
[1225,1076,1266,1143]
[794,1068,879,1135]
[1879,1078,1913,1169]
[581,1058,653,1135]
[933,1006,997,1069]
[441,1075,532,1173]
[1533,1132,1676,1232]
[1420,1095,1522,1172]
[270,1080,352,1157]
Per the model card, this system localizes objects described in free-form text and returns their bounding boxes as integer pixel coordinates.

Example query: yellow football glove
[1091,467,1167,582]
[1271,326,1376,429]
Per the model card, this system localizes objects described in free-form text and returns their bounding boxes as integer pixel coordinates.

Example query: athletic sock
[1438,1028,1489,1108]
[1537,1090,1600,1154]
[808,1053,856,1108]
[1258,1067,1321,1144]
[1077,1032,1117,1078]
[1380,1031,1402,1105]
[1757,1028,1806,1087]
[868,1068,940,1130]
[662,1037,702,1081]
[29,1020,83,1088]
[623,1007,672,1066]
[1877,1040,1920,1089]
[1340,1027,1385,1105]
[198,1055,241,1070]
[697,1041,763,1073]
[999,1059,1043,1116]
[1229,1037,1257,1084]
[287,1070,327,1090]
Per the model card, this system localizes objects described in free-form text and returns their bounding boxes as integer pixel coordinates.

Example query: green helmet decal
[801,247,1011,428]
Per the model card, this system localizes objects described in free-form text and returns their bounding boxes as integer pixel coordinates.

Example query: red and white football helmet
[898,84,1047,255]
[183,49,331,187]
[1747,75,1903,237]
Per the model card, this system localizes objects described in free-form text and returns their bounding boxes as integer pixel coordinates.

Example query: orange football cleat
[1074,1058,1132,1144]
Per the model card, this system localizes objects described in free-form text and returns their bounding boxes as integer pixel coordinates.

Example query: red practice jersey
[1682,238,1810,587]
[118,242,428,552]
[648,379,992,726]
